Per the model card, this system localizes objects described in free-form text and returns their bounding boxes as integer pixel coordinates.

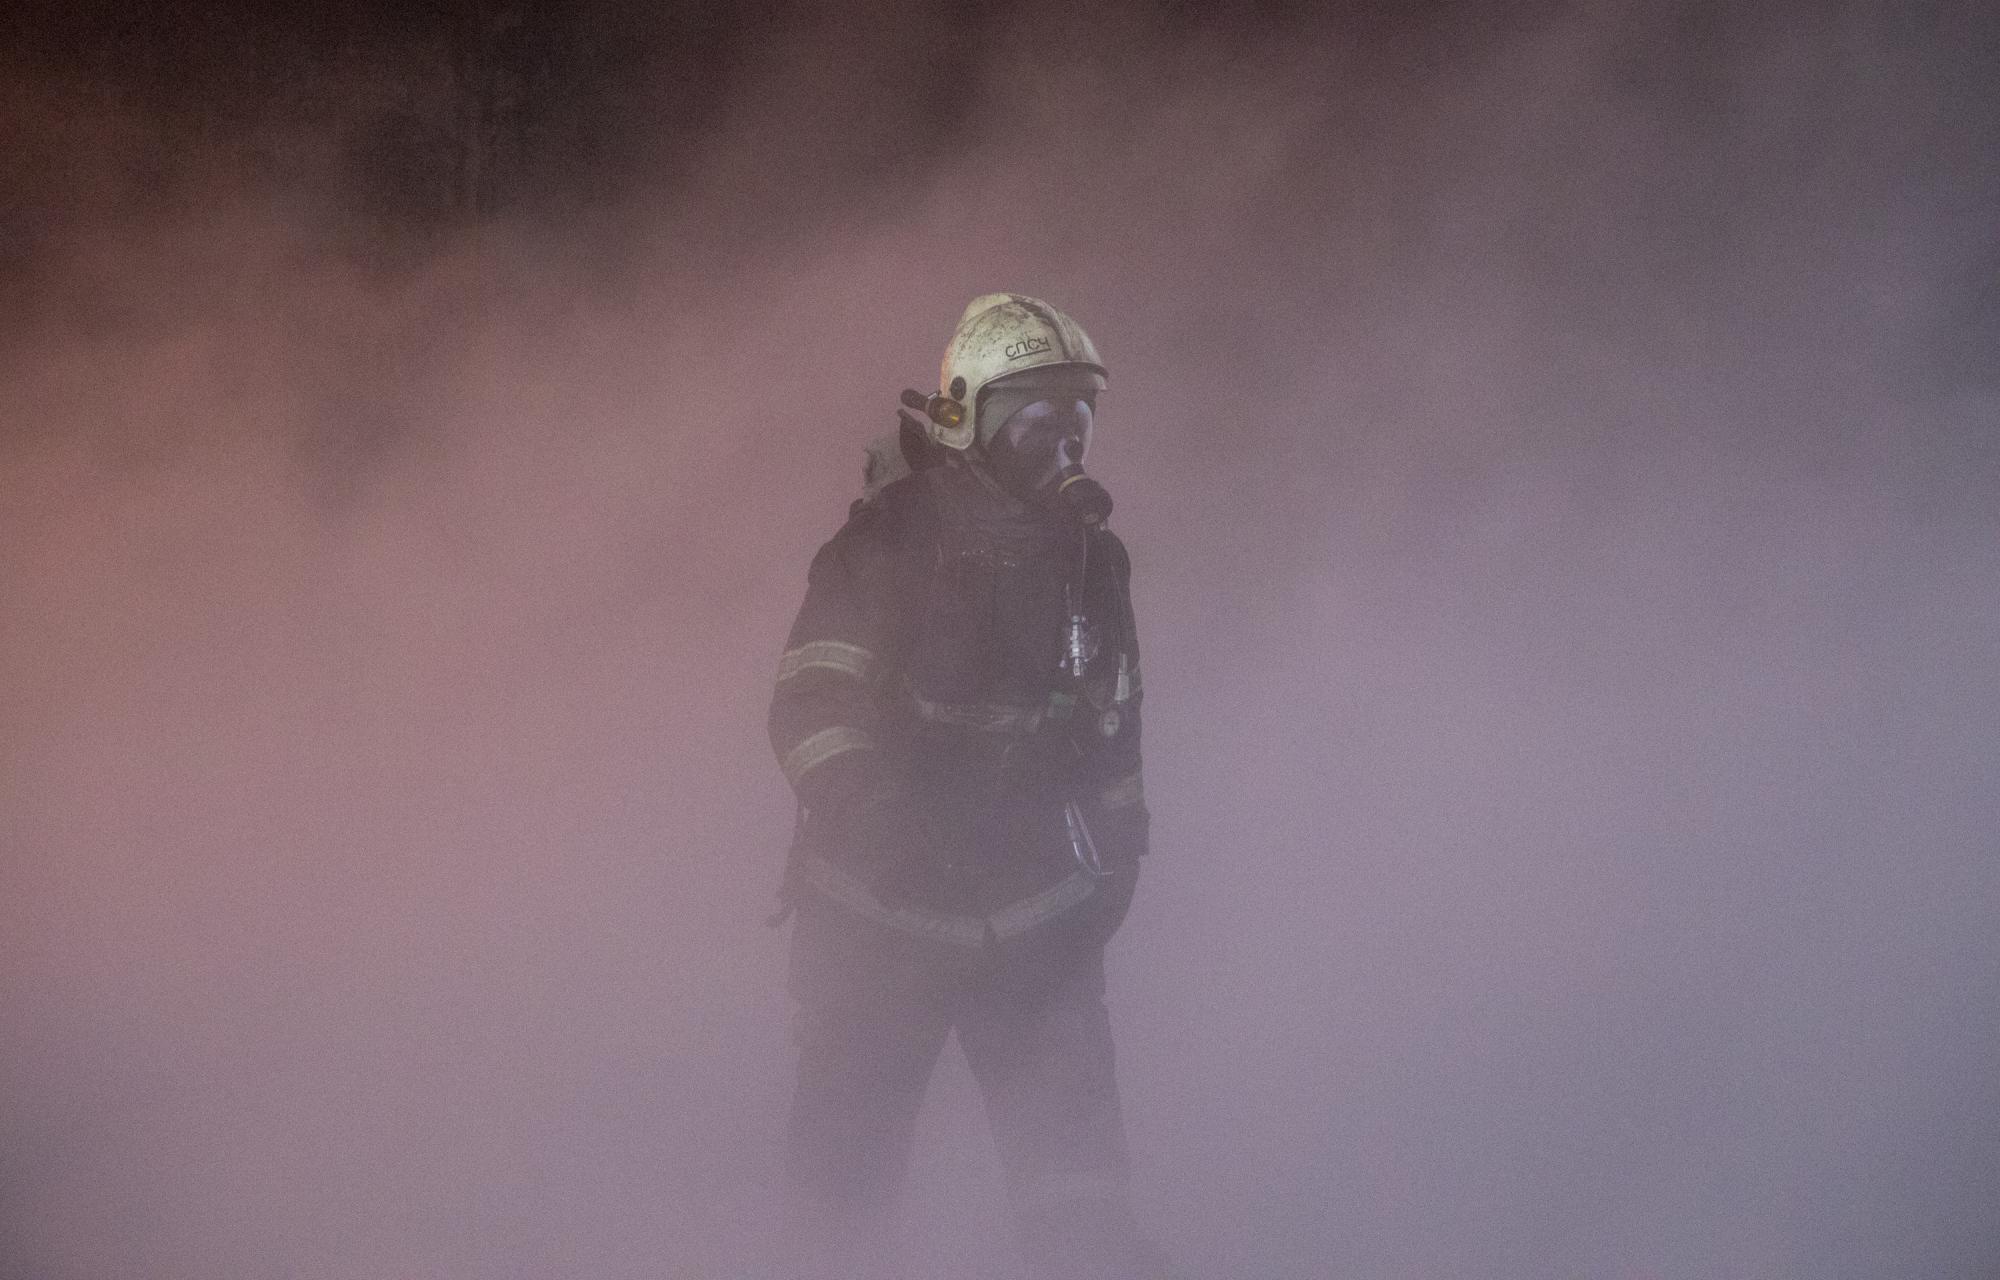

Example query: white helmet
[924,294,1106,451]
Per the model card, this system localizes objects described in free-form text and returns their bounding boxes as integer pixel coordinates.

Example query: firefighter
[768,294,1162,1279]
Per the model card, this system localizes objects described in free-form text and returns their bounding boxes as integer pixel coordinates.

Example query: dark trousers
[783,896,1156,1279]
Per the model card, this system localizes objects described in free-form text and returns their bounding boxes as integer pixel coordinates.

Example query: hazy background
[4,2,1997,1277]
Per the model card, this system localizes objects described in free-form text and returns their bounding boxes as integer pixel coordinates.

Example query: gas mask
[975,375,1113,525]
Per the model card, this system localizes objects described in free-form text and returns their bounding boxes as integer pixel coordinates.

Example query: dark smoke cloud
[4,3,1997,1277]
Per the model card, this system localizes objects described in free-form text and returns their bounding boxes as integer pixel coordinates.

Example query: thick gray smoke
[4,4,1997,1277]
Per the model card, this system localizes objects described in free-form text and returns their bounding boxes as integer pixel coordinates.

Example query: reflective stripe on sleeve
[776,639,875,684]
[780,725,875,787]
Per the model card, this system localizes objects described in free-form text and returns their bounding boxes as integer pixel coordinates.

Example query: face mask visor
[984,396,1094,497]
[976,367,1105,500]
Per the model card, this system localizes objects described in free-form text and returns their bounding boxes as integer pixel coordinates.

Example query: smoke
[4,2,1997,1277]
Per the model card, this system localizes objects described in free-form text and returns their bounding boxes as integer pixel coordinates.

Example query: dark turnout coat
[768,462,1148,952]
